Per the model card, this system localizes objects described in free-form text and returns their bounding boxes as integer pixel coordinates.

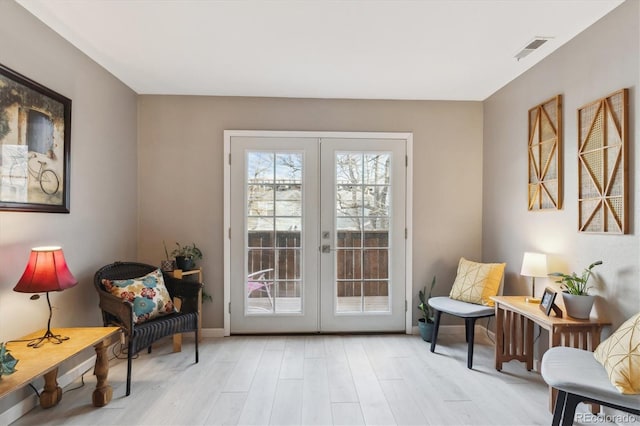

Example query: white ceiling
[17,0,624,101]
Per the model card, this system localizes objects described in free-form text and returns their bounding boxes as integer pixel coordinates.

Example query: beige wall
[0,2,139,337]
[0,1,137,413]
[483,0,639,328]
[137,96,484,329]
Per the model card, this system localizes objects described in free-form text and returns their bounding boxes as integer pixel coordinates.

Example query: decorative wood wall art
[528,95,562,210]
[577,88,628,234]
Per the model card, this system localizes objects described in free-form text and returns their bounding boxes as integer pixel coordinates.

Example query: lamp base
[27,329,69,349]
[525,296,541,303]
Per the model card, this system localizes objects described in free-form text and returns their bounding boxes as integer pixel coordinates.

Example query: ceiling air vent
[515,37,552,61]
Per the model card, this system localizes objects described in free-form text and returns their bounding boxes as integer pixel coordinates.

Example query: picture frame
[0,63,71,213]
[539,287,562,317]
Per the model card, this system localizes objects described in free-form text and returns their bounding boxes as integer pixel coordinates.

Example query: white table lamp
[520,252,547,303]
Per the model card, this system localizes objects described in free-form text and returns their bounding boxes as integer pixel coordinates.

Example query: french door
[226,132,408,334]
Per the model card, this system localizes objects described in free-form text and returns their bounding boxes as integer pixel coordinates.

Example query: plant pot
[418,318,434,342]
[175,256,195,271]
[562,292,595,319]
[160,260,175,272]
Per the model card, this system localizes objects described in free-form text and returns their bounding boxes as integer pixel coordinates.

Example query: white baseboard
[201,328,225,338]
[411,324,465,335]
[0,355,96,425]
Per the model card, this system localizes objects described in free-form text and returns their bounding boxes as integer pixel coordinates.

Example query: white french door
[226,132,409,334]
[319,138,406,332]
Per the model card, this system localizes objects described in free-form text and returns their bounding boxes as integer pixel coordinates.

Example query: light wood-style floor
[11,331,602,426]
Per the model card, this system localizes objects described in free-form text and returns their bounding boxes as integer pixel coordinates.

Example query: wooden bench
[0,327,121,408]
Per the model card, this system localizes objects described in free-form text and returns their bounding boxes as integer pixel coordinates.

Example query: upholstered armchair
[93,261,201,396]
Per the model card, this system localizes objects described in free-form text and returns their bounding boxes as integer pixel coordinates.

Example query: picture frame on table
[0,63,71,213]
[540,287,563,317]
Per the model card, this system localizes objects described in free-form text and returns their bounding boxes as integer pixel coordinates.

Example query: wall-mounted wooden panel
[577,88,628,234]
[528,95,562,210]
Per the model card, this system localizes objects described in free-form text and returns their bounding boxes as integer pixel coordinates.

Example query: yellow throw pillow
[594,312,640,394]
[449,257,506,306]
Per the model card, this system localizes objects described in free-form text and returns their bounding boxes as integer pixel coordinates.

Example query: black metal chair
[94,261,201,396]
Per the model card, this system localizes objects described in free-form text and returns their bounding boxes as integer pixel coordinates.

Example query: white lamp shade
[520,252,548,277]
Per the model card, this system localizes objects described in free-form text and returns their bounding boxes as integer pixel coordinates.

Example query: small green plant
[171,242,203,261]
[418,276,436,323]
[549,261,603,295]
[0,343,18,376]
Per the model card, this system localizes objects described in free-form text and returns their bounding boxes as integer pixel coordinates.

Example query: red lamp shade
[14,246,77,293]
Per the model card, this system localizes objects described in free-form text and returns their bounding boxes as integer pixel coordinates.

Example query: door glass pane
[246,151,303,315]
[334,152,391,314]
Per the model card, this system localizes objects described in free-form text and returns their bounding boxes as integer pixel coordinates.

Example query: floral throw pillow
[102,268,176,324]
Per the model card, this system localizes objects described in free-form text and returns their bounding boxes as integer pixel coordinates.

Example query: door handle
[321,245,335,253]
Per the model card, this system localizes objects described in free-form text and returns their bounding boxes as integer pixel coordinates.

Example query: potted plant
[549,260,602,319]
[418,276,436,342]
[171,242,203,271]
[0,342,18,377]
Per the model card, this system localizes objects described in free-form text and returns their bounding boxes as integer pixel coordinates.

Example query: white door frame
[223,130,413,336]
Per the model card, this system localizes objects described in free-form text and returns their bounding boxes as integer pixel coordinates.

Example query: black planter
[175,256,195,271]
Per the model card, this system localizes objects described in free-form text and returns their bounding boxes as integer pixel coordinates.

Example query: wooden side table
[0,327,121,408]
[491,296,610,412]
[171,267,203,351]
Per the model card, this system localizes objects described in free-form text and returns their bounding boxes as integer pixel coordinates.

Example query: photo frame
[539,287,562,317]
[0,63,71,213]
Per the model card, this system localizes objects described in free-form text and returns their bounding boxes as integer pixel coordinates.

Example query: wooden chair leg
[430,310,442,353]
[466,318,477,369]
[552,390,567,426]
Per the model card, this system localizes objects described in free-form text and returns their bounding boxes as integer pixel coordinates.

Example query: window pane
[364,281,390,312]
[248,152,274,182]
[276,249,301,279]
[336,281,362,313]
[336,153,362,184]
[364,186,389,217]
[363,249,389,279]
[363,154,390,185]
[336,249,362,280]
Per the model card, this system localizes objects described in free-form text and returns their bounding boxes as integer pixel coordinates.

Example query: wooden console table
[491,296,610,411]
[171,268,203,351]
[0,327,121,408]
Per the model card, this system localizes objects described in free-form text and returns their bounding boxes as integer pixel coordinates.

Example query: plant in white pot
[418,276,436,342]
[549,260,602,319]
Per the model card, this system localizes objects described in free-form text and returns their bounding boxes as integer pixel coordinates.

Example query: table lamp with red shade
[13,246,78,348]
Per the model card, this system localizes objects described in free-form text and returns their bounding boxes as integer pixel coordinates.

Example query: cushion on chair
[449,257,506,306]
[428,296,495,318]
[594,312,640,395]
[541,346,640,408]
[102,268,176,324]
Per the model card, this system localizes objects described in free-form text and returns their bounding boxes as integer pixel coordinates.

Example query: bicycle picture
[7,150,60,195]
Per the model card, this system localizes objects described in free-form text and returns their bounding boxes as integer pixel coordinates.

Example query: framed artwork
[539,287,562,317]
[0,63,71,213]
[528,95,562,210]
[578,88,628,234]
